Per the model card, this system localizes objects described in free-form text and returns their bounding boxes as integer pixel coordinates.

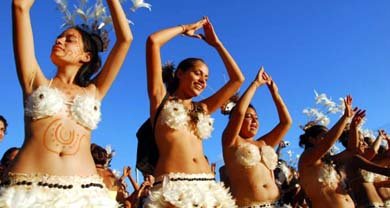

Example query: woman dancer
[298,95,355,208]
[144,17,245,207]
[222,67,292,207]
[0,0,132,207]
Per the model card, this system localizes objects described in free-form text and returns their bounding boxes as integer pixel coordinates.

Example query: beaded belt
[239,201,281,208]
[153,172,216,186]
[0,180,104,190]
[0,172,105,190]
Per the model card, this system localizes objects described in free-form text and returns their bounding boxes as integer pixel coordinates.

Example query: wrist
[179,24,186,33]
[252,81,262,88]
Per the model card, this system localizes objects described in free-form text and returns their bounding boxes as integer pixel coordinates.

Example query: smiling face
[50,28,90,67]
[239,107,259,139]
[176,60,209,97]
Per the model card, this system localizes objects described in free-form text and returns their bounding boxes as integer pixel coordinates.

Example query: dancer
[298,95,355,208]
[0,0,132,206]
[143,17,244,207]
[336,112,390,207]
[222,67,292,207]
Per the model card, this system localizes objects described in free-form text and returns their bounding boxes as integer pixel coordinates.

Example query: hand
[343,95,353,118]
[182,18,207,39]
[201,17,221,47]
[350,108,366,128]
[253,66,270,87]
[211,163,216,174]
[123,166,131,177]
[279,140,289,148]
[378,129,387,140]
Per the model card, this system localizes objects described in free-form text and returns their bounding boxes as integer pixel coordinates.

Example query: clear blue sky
[1,0,390,183]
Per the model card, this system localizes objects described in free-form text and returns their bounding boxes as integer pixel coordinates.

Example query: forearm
[107,0,132,43]
[214,43,245,84]
[128,175,140,191]
[372,136,383,153]
[147,25,184,47]
[269,86,292,125]
[324,115,349,149]
[12,1,37,90]
[347,125,359,152]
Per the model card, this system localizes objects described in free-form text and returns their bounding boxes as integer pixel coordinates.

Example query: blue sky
[1,0,390,185]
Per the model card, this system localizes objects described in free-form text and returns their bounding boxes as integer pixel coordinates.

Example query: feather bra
[159,98,214,140]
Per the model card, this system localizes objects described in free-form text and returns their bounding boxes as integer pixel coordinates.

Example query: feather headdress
[300,90,345,130]
[54,0,152,51]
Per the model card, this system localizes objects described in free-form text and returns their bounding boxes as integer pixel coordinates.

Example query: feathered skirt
[143,172,236,208]
[0,172,119,208]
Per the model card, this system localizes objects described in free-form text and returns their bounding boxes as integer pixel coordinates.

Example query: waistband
[153,172,215,186]
[0,172,105,190]
[239,201,281,208]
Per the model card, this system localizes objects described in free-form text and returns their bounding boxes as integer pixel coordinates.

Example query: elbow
[281,114,293,128]
[235,74,245,84]
[146,35,160,47]
[122,33,133,44]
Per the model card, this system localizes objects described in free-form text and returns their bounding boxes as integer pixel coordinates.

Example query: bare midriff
[10,116,96,176]
[224,148,279,206]
[154,121,212,177]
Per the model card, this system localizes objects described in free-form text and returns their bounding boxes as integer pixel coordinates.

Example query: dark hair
[0,115,7,134]
[0,147,19,167]
[162,58,205,95]
[72,26,103,87]
[299,125,328,148]
[90,143,110,167]
[228,104,256,119]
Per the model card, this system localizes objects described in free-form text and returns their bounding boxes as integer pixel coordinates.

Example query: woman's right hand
[253,67,270,87]
[182,18,207,39]
[123,166,131,177]
[343,95,354,118]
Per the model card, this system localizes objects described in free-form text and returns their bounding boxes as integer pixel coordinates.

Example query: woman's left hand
[202,17,222,47]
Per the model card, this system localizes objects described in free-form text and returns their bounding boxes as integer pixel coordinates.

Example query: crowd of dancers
[0,0,389,207]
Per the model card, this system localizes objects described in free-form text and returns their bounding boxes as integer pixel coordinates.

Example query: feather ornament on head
[54,0,152,50]
[220,93,240,115]
[104,144,115,167]
[130,0,152,12]
[300,90,345,130]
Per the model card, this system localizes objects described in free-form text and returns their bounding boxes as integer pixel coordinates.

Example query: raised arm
[301,96,353,166]
[146,18,206,120]
[347,109,365,152]
[347,109,378,160]
[200,17,245,114]
[370,130,386,155]
[12,0,46,94]
[121,166,139,191]
[257,73,292,147]
[93,0,132,99]
[222,68,268,147]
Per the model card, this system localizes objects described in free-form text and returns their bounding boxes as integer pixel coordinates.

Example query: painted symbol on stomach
[43,118,86,156]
